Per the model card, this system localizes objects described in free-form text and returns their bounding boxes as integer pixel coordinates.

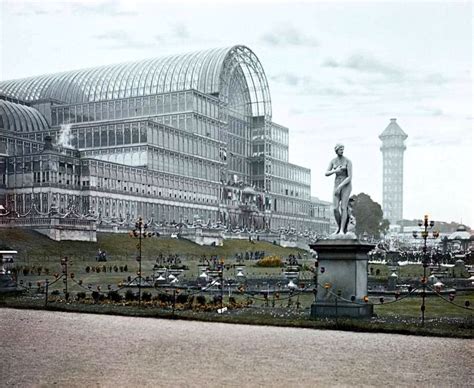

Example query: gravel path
[1,308,472,387]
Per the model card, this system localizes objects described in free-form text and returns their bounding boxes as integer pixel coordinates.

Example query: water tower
[379,118,408,226]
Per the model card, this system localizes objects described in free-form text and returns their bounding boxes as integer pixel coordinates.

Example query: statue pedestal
[310,239,374,318]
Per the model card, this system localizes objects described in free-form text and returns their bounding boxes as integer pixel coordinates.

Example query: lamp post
[412,215,439,326]
[61,256,69,301]
[129,217,155,306]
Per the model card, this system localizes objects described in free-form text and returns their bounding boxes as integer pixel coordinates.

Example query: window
[124,124,131,144]
[116,126,124,145]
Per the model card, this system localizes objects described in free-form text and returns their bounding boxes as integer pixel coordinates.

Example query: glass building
[0,45,329,234]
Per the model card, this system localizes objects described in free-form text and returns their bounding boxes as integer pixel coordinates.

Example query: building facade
[379,118,408,226]
[0,46,329,234]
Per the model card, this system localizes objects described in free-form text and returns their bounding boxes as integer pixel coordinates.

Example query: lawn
[2,228,473,338]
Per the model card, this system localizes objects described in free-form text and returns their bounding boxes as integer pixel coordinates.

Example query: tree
[350,193,389,239]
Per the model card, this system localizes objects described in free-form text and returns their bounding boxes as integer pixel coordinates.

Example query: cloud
[93,30,155,50]
[424,73,450,85]
[9,3,63,16]
[72,1,138,17]
[301,86,346,97]
[173,23,190,40]
[270,72,308,87]
[416,106,444,117]
[261,26,319,47]
[271,72,347,97]
[94,22,198,51]
[154,23,193,44]
[323,52,403,78]
[409,135,461,147]
[9,1,137,17]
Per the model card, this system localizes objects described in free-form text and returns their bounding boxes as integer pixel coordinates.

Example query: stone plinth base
[310,239,375,319]
[311,301,373,318]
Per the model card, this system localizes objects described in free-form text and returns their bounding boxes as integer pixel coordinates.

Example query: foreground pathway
[1,308,472,387]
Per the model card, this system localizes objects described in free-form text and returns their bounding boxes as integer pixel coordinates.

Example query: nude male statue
[325,144,352,235]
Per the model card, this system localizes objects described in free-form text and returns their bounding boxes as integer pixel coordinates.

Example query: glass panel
[150,95,157,114]
[132,124,139,143]
[164,94,170,113]
[115,101,121,119]
[78,130,85,148]
[93,128,100,147]
[102,102,108,120]
[122,100,129,118]
[136,98,143,116]
[52,109,58,126]
[157,95,163,114]
[108,101,114,120]
[116,125,123,145]
[140,125,147,143]
[143,96,150,115]
[179,115,185,130]
[76,105,83,123]
[178,93,185,112]
[171,94,178,112]
[86,129,93,148]
[129,99,136,117]
[108,127,115,146]
[101,127,108,146]
[124,124,131,144]
[63,107,70,124]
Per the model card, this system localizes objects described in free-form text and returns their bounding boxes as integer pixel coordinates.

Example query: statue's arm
[325,160,335,176]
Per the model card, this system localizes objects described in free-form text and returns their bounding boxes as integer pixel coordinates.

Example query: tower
[379,118,408,226]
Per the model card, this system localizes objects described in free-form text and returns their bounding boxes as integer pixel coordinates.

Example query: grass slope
[0,228,305,263]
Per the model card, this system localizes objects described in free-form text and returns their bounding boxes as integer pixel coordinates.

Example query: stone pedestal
[310,239,374,318]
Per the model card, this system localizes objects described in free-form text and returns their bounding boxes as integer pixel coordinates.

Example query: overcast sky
[1,0,472,226]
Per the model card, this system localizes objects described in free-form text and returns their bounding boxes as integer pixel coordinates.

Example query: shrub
[256,256,282,267]
[123,265,128,272]
[125,289,135,301]
[186,295,195,307]
[76,292,86,300]
[142,291,152,302]
[157,293,171,303]
[91,291,100,303]
[85,266,90,273]
[176,294,189,304]
[108,291,122,303]
[196,295,206,305]
[229,296,237,305]
[51,290,60,296]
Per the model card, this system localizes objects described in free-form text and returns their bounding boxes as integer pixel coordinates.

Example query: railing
[0,217,95,229]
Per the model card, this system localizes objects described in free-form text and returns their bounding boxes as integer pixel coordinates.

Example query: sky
[0,0,472,226]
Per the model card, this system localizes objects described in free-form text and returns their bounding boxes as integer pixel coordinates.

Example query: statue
[325,143,353,236]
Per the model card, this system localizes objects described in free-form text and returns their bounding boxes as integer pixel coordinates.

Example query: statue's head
[334,143,344,155]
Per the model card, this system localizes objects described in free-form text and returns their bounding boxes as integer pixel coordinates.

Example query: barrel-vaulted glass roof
[0,99,49,132]
[0,45,271,119]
